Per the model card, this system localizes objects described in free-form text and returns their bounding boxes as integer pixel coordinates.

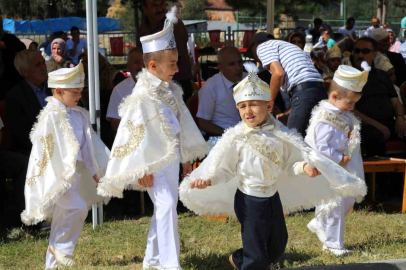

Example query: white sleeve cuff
[293,161,307,176]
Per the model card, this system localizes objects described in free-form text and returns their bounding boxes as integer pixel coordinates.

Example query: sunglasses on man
[354,48,374,54]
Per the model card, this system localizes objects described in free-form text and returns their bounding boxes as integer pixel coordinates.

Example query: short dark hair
[70,26,79,33]
[347,17,355,24]
[310,47,325,62]
[355,37,377,52]
[314,18,323,25]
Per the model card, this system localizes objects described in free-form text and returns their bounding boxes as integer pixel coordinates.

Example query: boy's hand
[138,174,154,188]
[93,175,99,186]
[190,179,211,189]
[339,155,351,167]
[182,161,193,179]
[304,164,321,178]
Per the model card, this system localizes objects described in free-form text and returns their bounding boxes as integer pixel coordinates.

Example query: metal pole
[267,0,274,34]
[91,0,103,226]
[236,10,239,48]
[86,0,98,229]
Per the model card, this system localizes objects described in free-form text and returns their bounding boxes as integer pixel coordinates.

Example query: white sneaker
[49,245,75,267]
[143,261,162,270]
[307,218,326,244]
[323,245,353,256]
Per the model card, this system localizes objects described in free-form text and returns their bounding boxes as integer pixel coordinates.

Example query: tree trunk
[382,0,388,25]
[377,0,383,22]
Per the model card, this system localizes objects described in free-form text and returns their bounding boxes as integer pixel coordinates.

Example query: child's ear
[55,88,62,95]
[266,101,273,112]
[149,60,157,71]
[331,92,339,100]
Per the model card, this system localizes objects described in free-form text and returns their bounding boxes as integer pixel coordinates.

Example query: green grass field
[1,209,405,270]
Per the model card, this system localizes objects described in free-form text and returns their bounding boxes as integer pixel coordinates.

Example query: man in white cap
[97,7,208,270]
[179,63,367,270]
[370,27,406,87]
[21,62,110,269]
[305,64,368,256]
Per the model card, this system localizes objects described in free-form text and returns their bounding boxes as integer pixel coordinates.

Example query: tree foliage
[179,0,209,20]
[0,0,110,20]
[224,0,330,21]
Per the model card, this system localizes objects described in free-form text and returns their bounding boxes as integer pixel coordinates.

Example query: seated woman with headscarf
[46,38,73,72]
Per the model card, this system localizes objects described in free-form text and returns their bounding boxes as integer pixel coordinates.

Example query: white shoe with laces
[307,218,327,244]
[323,245,353,256]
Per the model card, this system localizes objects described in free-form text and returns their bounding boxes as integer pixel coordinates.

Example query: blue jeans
[287,83,328,136]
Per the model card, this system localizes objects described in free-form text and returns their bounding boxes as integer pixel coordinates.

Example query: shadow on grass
[180,249,315,270]
[0,225,50,243]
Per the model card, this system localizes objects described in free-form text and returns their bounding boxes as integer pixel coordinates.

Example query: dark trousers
[288,82,328,136]
[232,190,288,270]
[0,150,28,227]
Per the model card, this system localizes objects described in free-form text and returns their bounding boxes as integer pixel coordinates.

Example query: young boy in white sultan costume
[179,63,367,270]
[21,62,110,269]
[97,7,208,270]
[305,63,369,256]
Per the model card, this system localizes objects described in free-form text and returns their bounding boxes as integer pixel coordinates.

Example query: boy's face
[54,87,83,108]
[326,57,341,72]
[150,49,179,82]
[236,100,272,128]
[330,90,361,113]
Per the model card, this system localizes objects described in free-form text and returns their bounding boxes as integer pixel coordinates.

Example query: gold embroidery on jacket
[112,120,146,159]
[27,134,54,188]
[317,110,350,136]
[246,135,281,166]
[111,115,158,159]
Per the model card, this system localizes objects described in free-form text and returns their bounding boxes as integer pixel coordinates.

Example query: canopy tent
[2,17,121,34]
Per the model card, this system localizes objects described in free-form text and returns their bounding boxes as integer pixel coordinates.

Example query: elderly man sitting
[370,28,406,87]
[107,47,144,131]
[6,50,51,156]
[196,46,245,136]
[352,37,406,156]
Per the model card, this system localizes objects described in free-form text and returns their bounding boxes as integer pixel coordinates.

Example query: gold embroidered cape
[21,97,111,225]
[97,69,209,198]
[179,115,367,217]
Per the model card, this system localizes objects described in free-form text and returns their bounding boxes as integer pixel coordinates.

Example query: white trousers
[144,160,181,269]
[316,197,355,249]
[45,174,88,269]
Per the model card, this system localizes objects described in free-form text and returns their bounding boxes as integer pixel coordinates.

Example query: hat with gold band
[48,62,85,88]
[333,62,370,92]
[233,62,271,104]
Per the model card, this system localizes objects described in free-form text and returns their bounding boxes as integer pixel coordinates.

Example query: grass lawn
[1,208,405,270]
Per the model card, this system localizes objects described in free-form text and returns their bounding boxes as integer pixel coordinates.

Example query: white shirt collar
[50,97,73,113]
[220,72,236,89]
[146,71,169,89]
[320,100,349,115]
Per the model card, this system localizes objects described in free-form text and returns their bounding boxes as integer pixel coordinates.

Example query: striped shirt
[257,40,323,92]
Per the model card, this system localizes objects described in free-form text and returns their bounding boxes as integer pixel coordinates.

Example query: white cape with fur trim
[97,69,209,198]
[21,97,111,226]
[179,115,367,217]
[305,100,364,180]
